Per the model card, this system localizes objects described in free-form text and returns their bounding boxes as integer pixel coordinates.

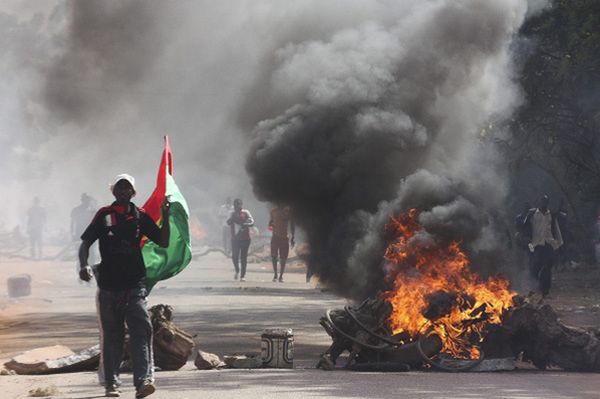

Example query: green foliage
[507,0,600,260]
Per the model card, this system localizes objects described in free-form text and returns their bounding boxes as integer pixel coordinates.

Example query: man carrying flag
[78,137,191,398]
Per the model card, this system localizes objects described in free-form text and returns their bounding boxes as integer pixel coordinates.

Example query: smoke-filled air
[1,1,546,298]
[247,0,529,298]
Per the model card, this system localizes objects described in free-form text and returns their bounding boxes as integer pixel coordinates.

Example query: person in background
[27,196,46,260]
[227,198,254,282]
[523,194,563,298]
[78,174,170,398]
[269,205,295,282]
[217,197,233,256]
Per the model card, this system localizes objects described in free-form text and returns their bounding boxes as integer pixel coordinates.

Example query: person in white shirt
[523,195,563,298]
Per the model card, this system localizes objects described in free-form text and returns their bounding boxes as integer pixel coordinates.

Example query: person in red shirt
[227,198,254,281]
[269,205,295,282]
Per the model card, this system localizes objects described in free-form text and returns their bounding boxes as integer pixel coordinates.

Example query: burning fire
[382,209,514,359]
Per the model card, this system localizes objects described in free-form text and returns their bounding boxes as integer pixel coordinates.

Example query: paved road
[1,253,600,398]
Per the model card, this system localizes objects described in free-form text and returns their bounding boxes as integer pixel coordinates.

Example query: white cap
[110,173,136,194]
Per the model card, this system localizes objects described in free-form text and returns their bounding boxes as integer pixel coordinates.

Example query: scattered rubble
[4,344,99,375]
[483,297,600,371]
[28,385,59,397]
[319,296,600,372]
[0,368,16,375]
[194,350,224,370]
[150,304,194,371]
[223,354,262,369]
[261,328,294,368]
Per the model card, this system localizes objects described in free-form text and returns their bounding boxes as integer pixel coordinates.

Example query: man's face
[113,180,134,203]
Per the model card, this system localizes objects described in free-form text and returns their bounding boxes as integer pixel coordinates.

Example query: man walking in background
[269,205,295,282]
[523,194,563,298]
[227,198,254,281]
[78,174,170,398]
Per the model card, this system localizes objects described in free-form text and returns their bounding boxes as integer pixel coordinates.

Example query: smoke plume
[1,1,542,293]
[246,0,528,298]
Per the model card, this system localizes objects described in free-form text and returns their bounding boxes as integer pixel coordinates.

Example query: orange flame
[382,209,514,359]
[189,217,207,241]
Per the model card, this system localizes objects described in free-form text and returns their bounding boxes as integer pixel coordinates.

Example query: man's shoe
[278,276,284,283]
[135,380,155,399]
[272,276,277,282]
[240,277,246,282]
[234,272,239,280]
[105,385,120,397]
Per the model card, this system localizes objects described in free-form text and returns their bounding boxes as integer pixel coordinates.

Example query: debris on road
[194,350,225,370]
[261,328,294,368]
[4,344,99,375]
[150,304,194,371]
[28,385,59,397]
[223,354,262,369]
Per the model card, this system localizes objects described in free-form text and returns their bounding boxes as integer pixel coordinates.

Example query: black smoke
[246,0,528,299]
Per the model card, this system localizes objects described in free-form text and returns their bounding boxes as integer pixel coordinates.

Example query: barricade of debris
[318,296,600,372]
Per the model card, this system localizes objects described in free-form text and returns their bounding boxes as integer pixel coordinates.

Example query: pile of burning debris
[319,296,600,372]
[319,210,600,372]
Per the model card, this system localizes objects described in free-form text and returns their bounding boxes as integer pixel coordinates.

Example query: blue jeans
[98,287,153,389]
[231,239,251,277]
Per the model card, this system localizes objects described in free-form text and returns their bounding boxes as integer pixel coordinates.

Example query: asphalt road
[1,252,600,398]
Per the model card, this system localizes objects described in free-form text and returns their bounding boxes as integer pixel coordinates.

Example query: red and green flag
[142,136,192,292]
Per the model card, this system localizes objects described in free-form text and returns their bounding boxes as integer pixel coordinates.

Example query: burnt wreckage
[319,296,600,372]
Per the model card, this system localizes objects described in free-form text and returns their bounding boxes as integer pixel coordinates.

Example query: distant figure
[227,198,254,281]
[217,197,233,256]
[523,195,563,298]
[27,197,46,259]
[514,202,532,270]
[269,205,295,282]
[71,193,98,263]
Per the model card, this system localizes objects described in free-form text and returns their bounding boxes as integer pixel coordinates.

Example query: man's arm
[290,218,296,247]
[243,210,254,227]
[78,240,93,281]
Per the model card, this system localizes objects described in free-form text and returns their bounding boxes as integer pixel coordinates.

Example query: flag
[142,136,192,292]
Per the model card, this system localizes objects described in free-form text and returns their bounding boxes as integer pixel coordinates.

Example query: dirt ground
[1,247,600,398]
[0,247,347,371]
[540,264,600,329]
